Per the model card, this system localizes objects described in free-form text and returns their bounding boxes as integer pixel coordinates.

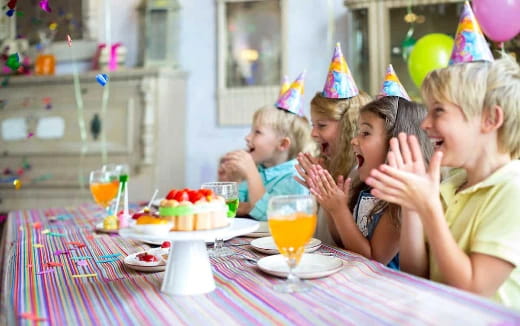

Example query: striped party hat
[322,43,359,99]
[449,1,493,65]
[377,64,410,100]
[275,71,305,116]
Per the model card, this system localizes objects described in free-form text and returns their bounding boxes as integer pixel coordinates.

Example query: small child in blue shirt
[222,105,317,221]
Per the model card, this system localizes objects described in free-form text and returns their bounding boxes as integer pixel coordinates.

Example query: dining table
[1,203,519,325]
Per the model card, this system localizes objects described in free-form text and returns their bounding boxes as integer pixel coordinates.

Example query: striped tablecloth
[1,204,519,325]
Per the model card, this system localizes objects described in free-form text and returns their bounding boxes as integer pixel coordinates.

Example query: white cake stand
[119,218,259,296]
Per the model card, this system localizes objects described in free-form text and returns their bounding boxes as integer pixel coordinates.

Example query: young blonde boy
[223,105,317,220]
[366,55,520,310]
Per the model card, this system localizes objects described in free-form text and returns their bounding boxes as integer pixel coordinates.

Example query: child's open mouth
[356,154,365,168]
[321,143,329,156]
[430,138,444,150]
[247,147,255,153]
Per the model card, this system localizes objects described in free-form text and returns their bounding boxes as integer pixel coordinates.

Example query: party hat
[275,71,305,116]
[279,75,290,96]
[322,43,359,99]
[377,64,410,100]
[449,1,493,65]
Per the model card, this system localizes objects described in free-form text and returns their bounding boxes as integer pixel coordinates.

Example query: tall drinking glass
[89,170,120,215]
[200,181,239,257]
[102,164,129,213]
[267,195,317,293]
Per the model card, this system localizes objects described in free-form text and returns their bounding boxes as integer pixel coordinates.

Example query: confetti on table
[71,256,92,260]
[96,73,109,86]
[33,222,42,229]
[99,253,121,259]
[96,259,119,264]
[39,0,51,13]
[33,244,43,248]
[19,312,47,322]
[7,0,17,9]
[36,269,55,275]
[41,229,50,234]
[54,249,69,256]
[49,22,57,30]
[71,273,97,278]
[76,260,88,267]
[66,34,72,47]
[45,262,63,268]
[6,53,20,70]
[13,179,21,190]
[6,9,14,16]
[47,232,65,237]
[56,214,73,221]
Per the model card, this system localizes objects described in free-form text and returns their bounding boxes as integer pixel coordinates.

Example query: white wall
[178,0,350,188]
[103,0,351,188]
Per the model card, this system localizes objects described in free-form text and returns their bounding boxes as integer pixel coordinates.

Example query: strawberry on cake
[159,188,229,231]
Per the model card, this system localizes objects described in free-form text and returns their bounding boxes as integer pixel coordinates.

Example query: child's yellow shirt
[433,160,520,310]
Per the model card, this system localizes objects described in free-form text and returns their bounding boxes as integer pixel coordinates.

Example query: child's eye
[255,130,262,135]
[359,131,370,137]
[433,107,444,115]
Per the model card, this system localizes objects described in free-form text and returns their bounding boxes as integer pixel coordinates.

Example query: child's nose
[311,127,319,139]
[351,136,359,146]
[421,115,431,130]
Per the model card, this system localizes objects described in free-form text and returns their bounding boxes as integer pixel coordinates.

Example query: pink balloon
[473,0,520,42]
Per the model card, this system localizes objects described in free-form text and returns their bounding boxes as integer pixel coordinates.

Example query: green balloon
[407,33,454,88]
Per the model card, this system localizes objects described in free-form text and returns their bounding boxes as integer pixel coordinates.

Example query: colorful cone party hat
[377,64,410,100]
[449,1,494,65]
[322,43,359,99]
[275,71,305,116]
[279,75,290,96]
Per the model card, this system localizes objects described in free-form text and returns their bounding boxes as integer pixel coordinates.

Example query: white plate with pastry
[250,236,321,255]
[257,254,344,279]
[123,248,169,272]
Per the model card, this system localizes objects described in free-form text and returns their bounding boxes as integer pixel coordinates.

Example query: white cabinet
[0,68,187,211]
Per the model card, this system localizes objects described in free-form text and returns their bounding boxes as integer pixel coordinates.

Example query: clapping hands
[365,133,443,217]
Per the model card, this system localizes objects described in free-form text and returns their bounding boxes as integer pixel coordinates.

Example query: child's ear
[482,105,504,133]
[278,137,291,152]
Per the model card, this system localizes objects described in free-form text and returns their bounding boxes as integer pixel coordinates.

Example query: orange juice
[90,181,119,207]
[268,212,317,261]
[34,54,56,75]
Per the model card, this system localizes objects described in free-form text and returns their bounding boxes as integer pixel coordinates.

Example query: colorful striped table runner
[1,204,519,325]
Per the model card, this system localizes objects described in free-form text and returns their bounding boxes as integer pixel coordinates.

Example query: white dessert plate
[95,223,119,234]
[250,237,321,255]
[244,221,270,238]
[257,254,343,279]
[123,248,169,272]
[119,218,259,243]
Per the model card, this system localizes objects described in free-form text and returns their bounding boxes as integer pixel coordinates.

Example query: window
[217,0,287,126]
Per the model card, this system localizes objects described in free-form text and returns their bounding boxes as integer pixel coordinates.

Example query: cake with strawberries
[159,188,229,231]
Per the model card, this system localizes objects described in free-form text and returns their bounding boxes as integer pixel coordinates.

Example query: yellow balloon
[408,33,454,88]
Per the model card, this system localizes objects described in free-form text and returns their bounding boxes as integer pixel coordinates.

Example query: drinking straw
[113,181,123,216]
[147,189,159,209]
[120,182,130,228]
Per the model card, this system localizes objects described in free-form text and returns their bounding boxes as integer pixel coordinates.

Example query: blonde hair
[253,106,318,159]
[422,54,520,157]
[310,91,372,179]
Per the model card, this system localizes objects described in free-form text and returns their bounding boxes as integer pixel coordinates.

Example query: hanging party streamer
[68,35,89,189]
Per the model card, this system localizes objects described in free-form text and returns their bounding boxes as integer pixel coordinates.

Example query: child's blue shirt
[238,159,309,221]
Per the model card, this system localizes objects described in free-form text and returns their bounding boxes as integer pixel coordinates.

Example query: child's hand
[308,165,350,216]
[222,150,257,179]
[387,133,426,175]
[365,134,443,217]
[294,152,323,188]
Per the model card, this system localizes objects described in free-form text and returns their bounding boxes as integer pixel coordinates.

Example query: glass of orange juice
[89,170,120,213]
[267,194,317,293]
